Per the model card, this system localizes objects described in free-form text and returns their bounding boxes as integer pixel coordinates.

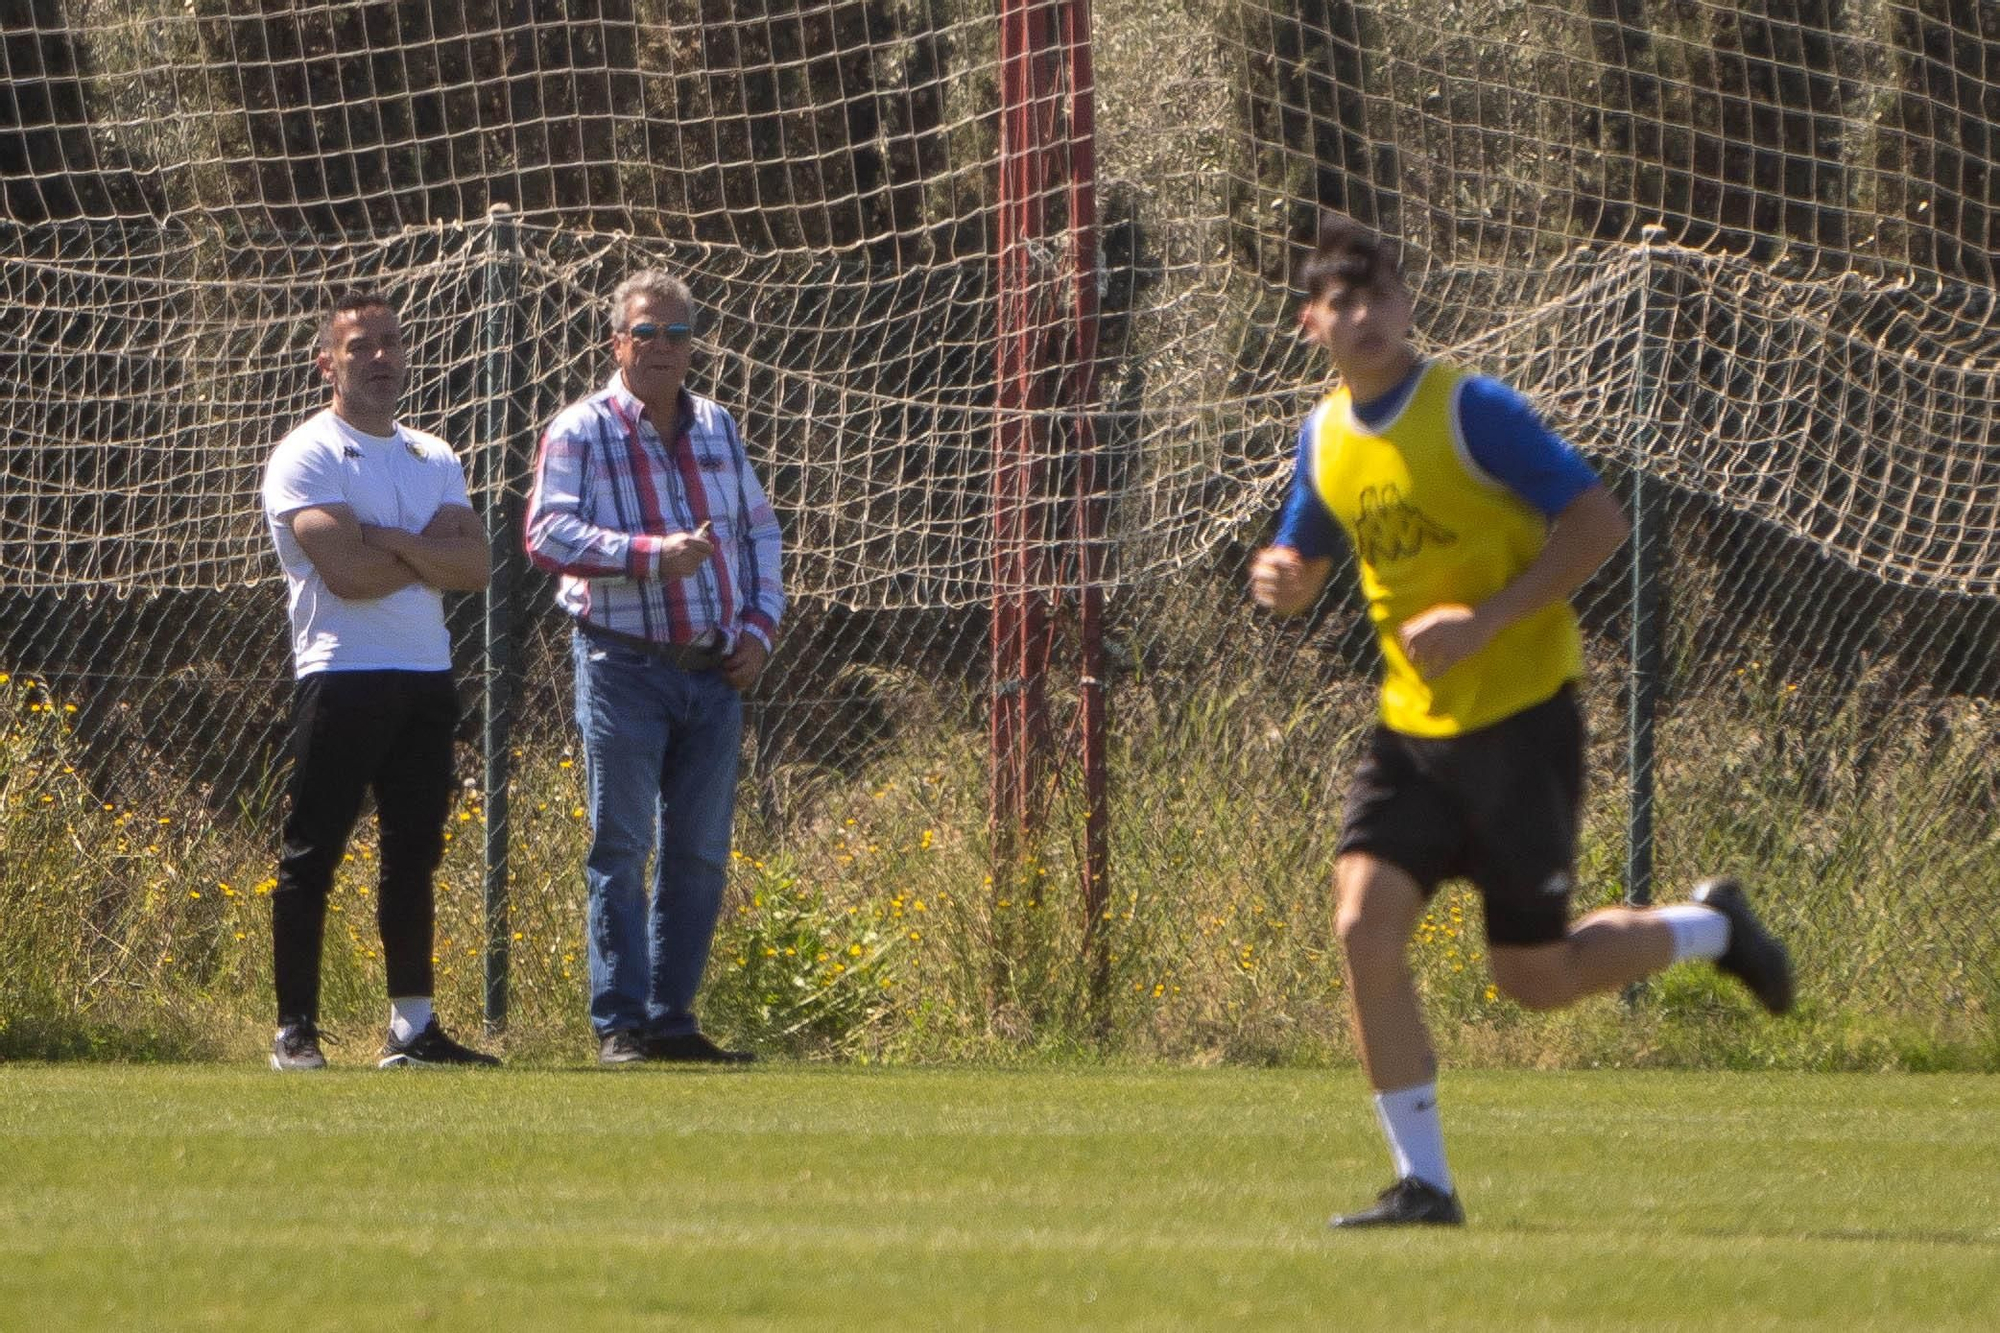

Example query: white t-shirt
[262,408,471,677]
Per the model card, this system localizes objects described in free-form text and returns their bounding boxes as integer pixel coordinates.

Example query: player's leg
[1335,851,1433,1092]
[1487,904,1672,1009]
[1467,688,1792,1013]
[270,670,381,1069]
[1326,719,1468,1228]
[1488,887,1791,1012]
[1454,684,1632,1008]
[572,634,673,1052]
[1685,877,1794,1013]
[1329,852,1465,1226]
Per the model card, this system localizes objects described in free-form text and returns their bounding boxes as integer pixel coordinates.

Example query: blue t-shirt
[1273,363,1600,560]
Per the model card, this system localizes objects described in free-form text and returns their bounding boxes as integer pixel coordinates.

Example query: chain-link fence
[3,0,1996,1060]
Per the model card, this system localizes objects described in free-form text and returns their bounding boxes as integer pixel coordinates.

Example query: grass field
[1,1066,1995,1329]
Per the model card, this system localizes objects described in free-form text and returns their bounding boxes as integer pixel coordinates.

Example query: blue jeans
[572,631,743,1038]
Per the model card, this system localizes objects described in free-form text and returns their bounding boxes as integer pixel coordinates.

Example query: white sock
[1656,904,1730,963]
[1373,1081,1452,1194]
[389,997,434,1044]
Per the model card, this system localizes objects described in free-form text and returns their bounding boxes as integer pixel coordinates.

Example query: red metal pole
[1059,0,1110,1002]
[993,0,1053,863]
[995,0,1103,1007]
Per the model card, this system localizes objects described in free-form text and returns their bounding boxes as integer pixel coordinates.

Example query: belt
[577,622,727,671]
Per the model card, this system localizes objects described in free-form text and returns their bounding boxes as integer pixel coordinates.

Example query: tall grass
[2,657,1995,1068]
[0,670,270,1058]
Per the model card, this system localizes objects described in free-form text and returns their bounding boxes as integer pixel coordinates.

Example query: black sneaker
[378,1018,501,1068]
[270,1022,327,1072]
[1328,1176,1465,1229]
[598,1030,649,1066]
[643,1031,756,1064]
[1693,877,1795,1015]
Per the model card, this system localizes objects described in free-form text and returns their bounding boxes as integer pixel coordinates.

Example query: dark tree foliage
[652,0,954,256]
[1583,0,1848,261]
[1233,0,1398,284]
[1677,0,1850,264]
[188,1,637,235]
[1576,0,1659,243]
[0,0,161,221]
[1877,0,1997,285]
[0,1,1990,271]
[120,0,960,247]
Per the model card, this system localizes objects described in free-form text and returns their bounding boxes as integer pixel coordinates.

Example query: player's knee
[274,851,338,897]
[1334,900,1402,965]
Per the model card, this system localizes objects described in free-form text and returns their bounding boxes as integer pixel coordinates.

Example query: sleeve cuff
[624,534,660,579]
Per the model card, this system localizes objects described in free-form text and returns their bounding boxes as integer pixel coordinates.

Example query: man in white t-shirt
[260,290,499,1071]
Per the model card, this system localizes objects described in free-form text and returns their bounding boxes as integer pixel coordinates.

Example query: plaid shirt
[525,375,784,652]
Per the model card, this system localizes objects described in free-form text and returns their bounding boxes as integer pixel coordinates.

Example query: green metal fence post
[1627,224,1671,912]
[480,204,525,1034]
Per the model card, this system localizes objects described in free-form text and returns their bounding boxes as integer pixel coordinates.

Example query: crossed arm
[289,502,490,599]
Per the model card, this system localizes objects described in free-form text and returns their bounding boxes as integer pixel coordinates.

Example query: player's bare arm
[1250,545,1335,617]
[360,504,490,592]
[289,502,423,600]
[1399,483,1630,678]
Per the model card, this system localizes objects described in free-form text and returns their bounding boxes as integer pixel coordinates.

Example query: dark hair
[318,289,396,348]
[1297,212,1401,301]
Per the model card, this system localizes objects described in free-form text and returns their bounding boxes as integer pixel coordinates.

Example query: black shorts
[1335,684,1583,947]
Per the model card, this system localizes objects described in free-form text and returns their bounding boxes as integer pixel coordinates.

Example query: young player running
[1251,214,1793,1228]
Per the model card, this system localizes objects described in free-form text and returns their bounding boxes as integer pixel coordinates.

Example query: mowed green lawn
[1,1065,1995,1330]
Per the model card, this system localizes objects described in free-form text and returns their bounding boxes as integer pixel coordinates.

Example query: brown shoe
[598,1030,649,1066]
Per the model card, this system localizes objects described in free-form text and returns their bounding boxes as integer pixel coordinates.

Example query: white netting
[4,2,1996,604]
[4,1,1998,1049]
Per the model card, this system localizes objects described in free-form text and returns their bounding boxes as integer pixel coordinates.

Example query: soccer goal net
[3,1,1995,1047]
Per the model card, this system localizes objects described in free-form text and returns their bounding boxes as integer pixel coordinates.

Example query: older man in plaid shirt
[526,268,785,1066]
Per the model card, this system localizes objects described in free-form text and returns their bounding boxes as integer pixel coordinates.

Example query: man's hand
[1249,545,1332,617]
[722,633,770,693]
[1397,603,1493,679]
[655,520,714,579]
[1394,484,1630,680]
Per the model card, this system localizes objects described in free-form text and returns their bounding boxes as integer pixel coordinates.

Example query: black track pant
[271,669,456,1025]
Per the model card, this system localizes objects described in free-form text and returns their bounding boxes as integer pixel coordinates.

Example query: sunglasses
[624,321,694,344]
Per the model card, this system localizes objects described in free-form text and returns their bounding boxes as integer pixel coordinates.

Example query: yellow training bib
[1308,361,1582,736]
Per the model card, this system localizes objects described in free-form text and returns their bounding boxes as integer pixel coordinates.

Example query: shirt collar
[606,373,695,434]
[1350,358,1427,425]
